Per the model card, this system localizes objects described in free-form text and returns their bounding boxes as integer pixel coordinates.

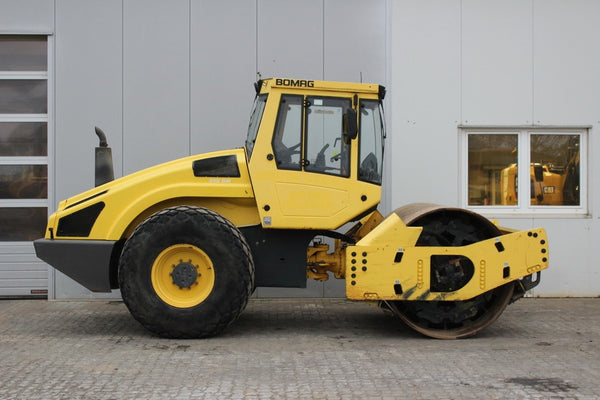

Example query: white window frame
[460,127,588,216]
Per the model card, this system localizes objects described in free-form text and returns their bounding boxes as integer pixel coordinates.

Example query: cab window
[272,95,303,170]
[245,94,267,159]
[358,100,384,185]
[304,97,351,177]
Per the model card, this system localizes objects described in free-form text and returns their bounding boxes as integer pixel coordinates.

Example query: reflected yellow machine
[34,79,548,339]
[502,145,580,206]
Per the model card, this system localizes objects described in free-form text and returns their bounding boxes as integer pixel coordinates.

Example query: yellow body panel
[345,213,549,301]
[45,148,259,240]
[248,79,381,229]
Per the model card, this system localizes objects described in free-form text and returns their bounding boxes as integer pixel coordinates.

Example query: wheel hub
[151,244,215,308]
[170,260,199,289]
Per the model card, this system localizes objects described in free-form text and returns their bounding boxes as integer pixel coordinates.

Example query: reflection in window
[0,35,48,242]
[466,129,585,211]
[0,80,47,113]
[0,165,48,199]
[0,122,47,156]
[530,134,580,206]
[0,207,47,241]
[0,36,47,71]
[468,134,517,206]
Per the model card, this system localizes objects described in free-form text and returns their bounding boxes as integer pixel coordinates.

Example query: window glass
[465,129,586,212]
[304,97,351,177]
[0,122,47,156]
[358,100,384,184]
[0,35,48,243]
[0,80,47,113]
[272,95,303,170]
[468,134,518,206]
[0,35,47,71]
[245,94,267,159]
[0,165,47,199]
[530,134,580,206]
[0,207,47,241]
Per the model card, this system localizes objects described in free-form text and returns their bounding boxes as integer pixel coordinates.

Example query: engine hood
[46,148,256,240]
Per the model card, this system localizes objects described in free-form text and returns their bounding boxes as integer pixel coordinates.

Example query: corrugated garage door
[0,243,47,297]
[0,36,49,297]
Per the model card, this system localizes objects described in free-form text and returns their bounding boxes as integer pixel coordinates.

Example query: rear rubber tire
[118,205,254,338]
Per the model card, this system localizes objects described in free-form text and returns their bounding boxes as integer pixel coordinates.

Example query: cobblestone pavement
[0,298,598,400]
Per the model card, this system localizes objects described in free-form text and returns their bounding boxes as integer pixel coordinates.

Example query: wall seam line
[189,0,192,156]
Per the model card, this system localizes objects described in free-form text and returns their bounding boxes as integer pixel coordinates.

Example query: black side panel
[57,202,105,237]
[240,226,317,288]
[192,155,240,177]
[34,239,117,292]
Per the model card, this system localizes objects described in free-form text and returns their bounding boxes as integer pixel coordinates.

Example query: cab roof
[255,78,385,99]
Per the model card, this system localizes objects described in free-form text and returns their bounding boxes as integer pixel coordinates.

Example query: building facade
[0,0,597,299]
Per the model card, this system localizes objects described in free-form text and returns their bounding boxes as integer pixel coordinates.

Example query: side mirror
[343,108,358,140]
[533,164,544,182]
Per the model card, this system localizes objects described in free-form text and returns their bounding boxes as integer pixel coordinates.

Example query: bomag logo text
[275,79,315,88]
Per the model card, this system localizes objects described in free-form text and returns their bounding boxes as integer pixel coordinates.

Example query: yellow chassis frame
[309,212,548,302]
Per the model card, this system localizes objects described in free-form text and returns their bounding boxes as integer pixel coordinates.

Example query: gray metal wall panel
[29,0,600,299]
[390,0,461,206]
[462,0,533,125]
[55,0,123,201]
[531,0,600,296]
[54,0,123,299]
[190,0,256,154]
[324,0,386,84]
[257,0,324,80]
[0,0,54,33]
[533,0,600,124]
[389,0,600,297]
[123,0,190,173]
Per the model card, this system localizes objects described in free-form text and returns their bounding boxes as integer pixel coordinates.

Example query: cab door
[248,92,381,230]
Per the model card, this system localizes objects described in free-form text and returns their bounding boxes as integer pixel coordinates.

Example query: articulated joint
[307,240,345,281]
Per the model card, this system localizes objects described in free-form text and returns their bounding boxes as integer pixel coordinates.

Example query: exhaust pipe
[94,127,114,187]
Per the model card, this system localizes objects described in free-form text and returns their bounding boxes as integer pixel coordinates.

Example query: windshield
[245,94,267,159]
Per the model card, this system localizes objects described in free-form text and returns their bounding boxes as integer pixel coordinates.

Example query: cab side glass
[245,94,267,159]
[358,100,384,185]
[304,97,351,177]
[272,95,303,170]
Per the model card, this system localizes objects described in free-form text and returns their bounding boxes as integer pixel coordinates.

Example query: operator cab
[245,78,385,230]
